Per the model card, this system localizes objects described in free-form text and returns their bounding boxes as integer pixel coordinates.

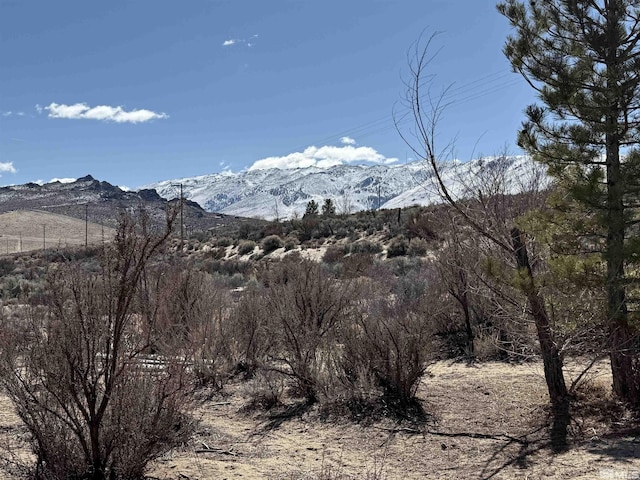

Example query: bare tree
[0,212,195,480]
[396,34,570,450]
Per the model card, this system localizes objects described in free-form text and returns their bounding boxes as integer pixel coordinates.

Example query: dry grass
[0,210,115,253]
[0,360,637,479]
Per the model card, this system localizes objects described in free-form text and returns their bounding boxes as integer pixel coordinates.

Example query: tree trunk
[606,132,640,407]
[511,228,569,451]
[604,6,640,408]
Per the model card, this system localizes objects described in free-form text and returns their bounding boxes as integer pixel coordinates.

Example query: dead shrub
[260,258,359,403]
[242,369,285,411]
[473,333,507,361]
[151,268,235,389]
[228,285,275,377]
[0,214,195,480]
[340,265,438,409]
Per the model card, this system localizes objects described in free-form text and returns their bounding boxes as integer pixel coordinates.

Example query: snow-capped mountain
[143,156,544,220]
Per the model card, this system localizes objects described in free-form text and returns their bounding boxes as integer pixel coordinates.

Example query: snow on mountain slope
[143,156,544,220]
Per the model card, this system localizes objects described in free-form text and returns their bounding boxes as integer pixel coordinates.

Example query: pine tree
[321,198,336,217]
[498,0,640,406]
[304,200,319,217]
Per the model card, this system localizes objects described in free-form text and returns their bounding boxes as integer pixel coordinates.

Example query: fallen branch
[373,426,527,445]
[195,447,239,456]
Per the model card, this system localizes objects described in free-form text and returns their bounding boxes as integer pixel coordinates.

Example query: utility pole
[85,204,88,247]
[171,183,185,251]
[180,183,184,250]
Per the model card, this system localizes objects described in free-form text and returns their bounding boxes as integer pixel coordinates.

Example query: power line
[286,71,523,153]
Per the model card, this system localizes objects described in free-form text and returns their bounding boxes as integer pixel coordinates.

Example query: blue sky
[0,1,534,188]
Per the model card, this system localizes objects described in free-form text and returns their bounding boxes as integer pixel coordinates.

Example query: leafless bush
[150,267,235,389]
[0,214,195,480]
[340,263,438,408]
[242,369,285,411]
[228,285,274,377]
[260,258,360,403]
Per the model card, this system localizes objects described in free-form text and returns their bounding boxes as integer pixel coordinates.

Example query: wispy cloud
[222,34,258,48]
[340,136,356,145]
[248,144,398,171]
[42,102,168,124]
[1,111,25,117]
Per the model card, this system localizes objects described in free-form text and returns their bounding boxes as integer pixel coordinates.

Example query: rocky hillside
[0,175,243,233]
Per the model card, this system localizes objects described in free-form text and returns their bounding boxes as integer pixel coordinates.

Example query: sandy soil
[0,360,638,480]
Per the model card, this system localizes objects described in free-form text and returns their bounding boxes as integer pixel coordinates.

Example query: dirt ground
[0,360,638,480]
[0,210,115,254]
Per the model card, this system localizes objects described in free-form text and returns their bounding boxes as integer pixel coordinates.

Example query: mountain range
[144,156,543,220]
[0,156,544,231]
[0,175,240,233]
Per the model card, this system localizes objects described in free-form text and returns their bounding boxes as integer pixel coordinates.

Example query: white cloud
[340,136,356,145]
[43,102,168,123]
[49,177,76,184]
[248,145,398,171]
[33,178,76,185]
[223,34,258,48]
[2,111,12,117]
[0,162,16,174]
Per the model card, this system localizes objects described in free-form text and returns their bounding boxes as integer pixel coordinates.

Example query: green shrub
[322,246,345,264]
[208,246,227,260]
[238,240,257,255]
[190,230,210,243]
[204,258,251,277]
[0,258,16,276]
[284,237,299,251]
[348,240,382,255]
[408,238,429,257]
[215,237,233,247]
[387,236,408,257]
[334,227,350,239]
[261,235,283,254]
